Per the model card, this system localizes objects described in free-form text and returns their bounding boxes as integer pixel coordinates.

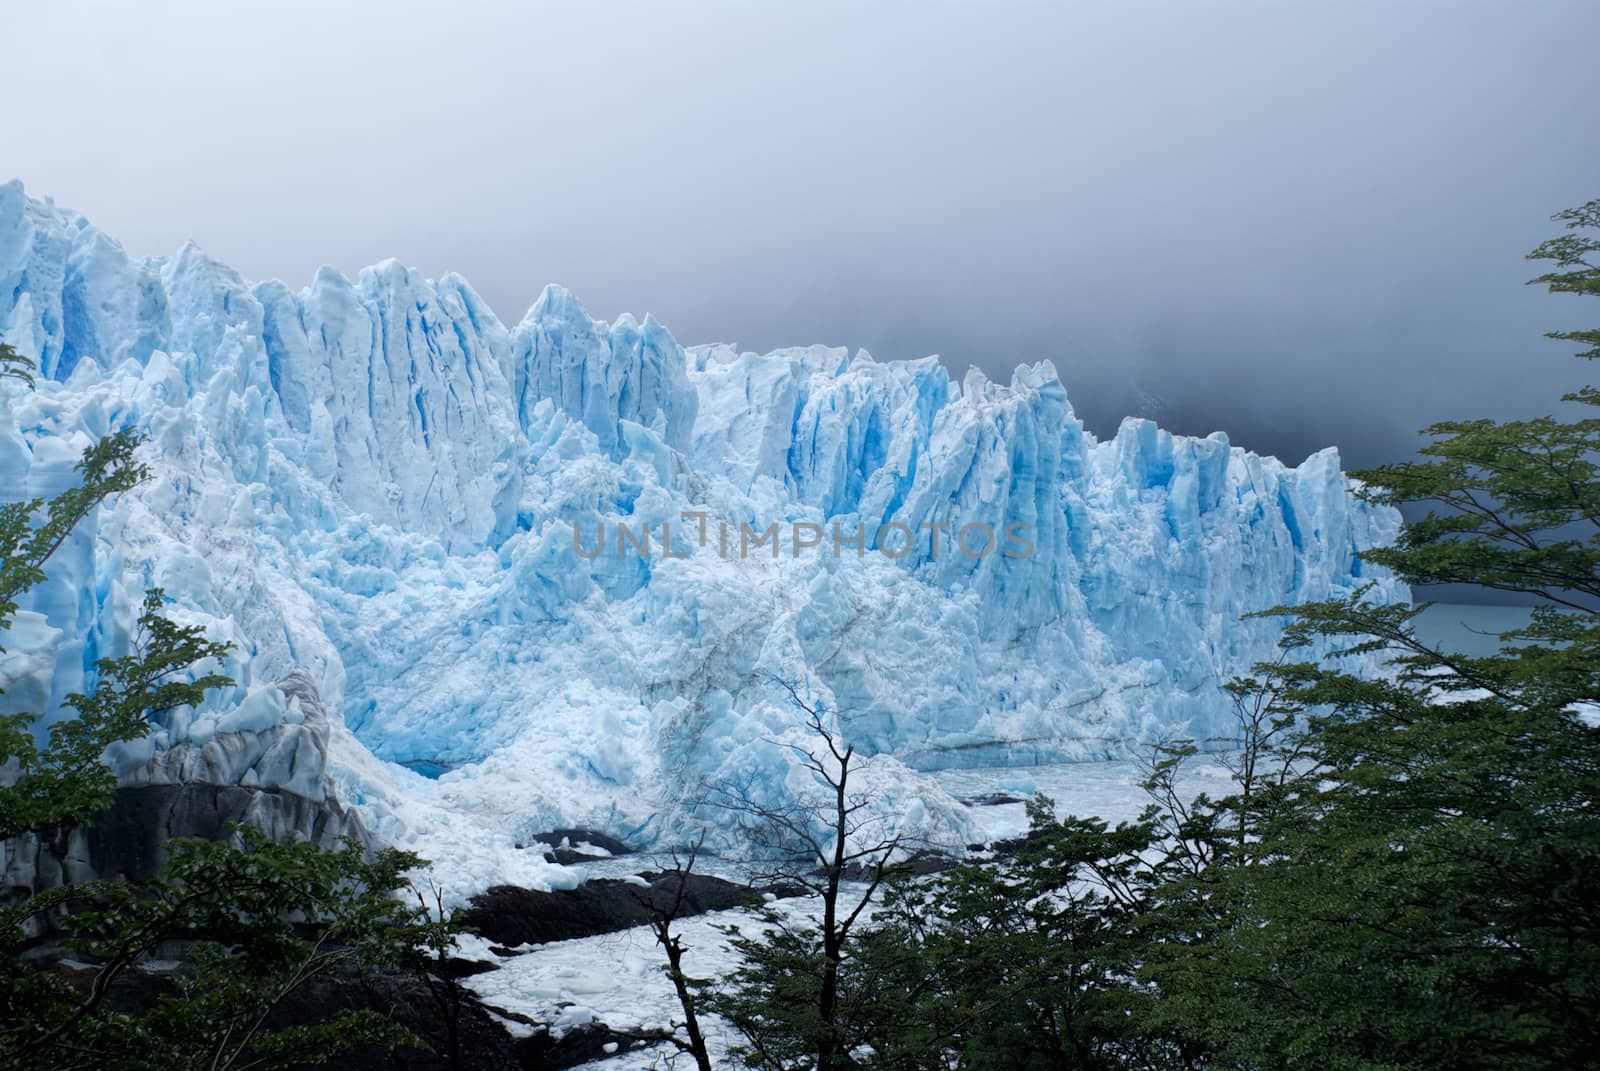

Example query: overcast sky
[6,1,1599,468]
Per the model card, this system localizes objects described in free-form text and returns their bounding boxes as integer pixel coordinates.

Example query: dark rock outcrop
[523,828,632,865]
[461,870,779,948]
[274,971,526,1070]
[73,959,526,1070]
[515,1022,676,1069]
[960,791,1028,807]
[41,949,653,1069]
[2,783,366,902]
[816,849,961,883]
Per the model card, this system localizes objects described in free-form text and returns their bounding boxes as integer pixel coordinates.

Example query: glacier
[0,181,1404,888]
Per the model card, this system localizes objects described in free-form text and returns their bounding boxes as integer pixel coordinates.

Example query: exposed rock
[273,970,526,1070]
[972,828,1056,858]
[523,828,631,865]
[74,958,528,1070]
[75,954,668,1069]
[960,791,1028,807]
[25,938,670,1070]
[461,870,783,948]
[818,849,961,883]
[439,956,500,980]
[515,1022,678,1070]
[528,829,631,856]
[2,783,366,903]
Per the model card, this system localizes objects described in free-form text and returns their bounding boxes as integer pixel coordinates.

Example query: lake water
[1412,602,1533,657]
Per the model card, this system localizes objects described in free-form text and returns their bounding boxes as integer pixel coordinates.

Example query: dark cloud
[5,0,1598,470]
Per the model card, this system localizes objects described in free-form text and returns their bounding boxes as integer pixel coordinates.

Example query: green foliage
[1528,197,1600,358]
[695,692,908,1071]
[0,333,461,1068]
[0,590,232,842]
[0,349,190,841]
[856,813,1179,1071]
[1138,196,1600,1069]
[0,426,147,642]
[1352,412,1600,613]
[710,198,1600,1071]
[0,338,33,386]
[709,915,848,1071]
[0,831,433,1070]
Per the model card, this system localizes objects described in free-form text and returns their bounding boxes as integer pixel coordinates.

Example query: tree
[1,832,431,1070]
[642,834,715,1071]
[0,335,460,1068]
[0,342,33,385]
[851,802,1177,1071]
[1139,199,1600,1070]
[402,881,478,1071]
[781,198,1600,1071]
[0,589,232,843]
[699,679,909,1071]
[843,696,1304,1071]
[0,336,201,842]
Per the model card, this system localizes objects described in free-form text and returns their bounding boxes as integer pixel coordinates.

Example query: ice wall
[0,181,1405,873]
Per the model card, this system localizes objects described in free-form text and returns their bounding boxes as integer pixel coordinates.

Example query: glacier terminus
[0,181,1405,891]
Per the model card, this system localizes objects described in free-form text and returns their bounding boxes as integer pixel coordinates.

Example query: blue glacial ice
[0,181,1405,886]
